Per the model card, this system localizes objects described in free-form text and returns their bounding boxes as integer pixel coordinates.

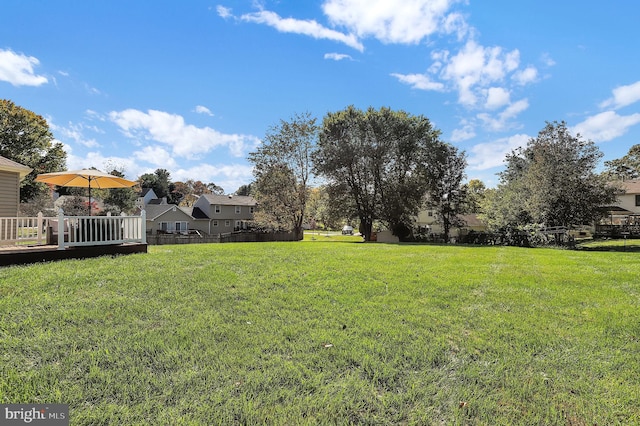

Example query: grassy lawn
[1,241,638,425]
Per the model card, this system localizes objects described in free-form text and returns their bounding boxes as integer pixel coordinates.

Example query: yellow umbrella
[35,168,137,215]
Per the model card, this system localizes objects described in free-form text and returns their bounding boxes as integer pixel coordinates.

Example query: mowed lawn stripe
[0,242,638,425]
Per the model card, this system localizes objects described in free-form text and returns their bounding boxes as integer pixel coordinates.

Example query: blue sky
[2,1,640,192]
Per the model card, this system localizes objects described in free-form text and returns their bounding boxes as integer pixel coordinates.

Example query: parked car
[342,225,354,235]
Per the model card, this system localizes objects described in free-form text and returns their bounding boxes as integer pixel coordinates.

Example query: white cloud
[216,5,233,19]
[240,10,364,51]
[322,0,463,44]
[477,98,529,131]
[0,49,48,86]
[540,52,556,67]
[441,40,520,107]
[109,109,261,159]
[468,134,529,170]
[47,118,100,148]
[572,111,640,142]
[391,72,445,91]
[484,87,510,110]
[134,146,178,168]
[194,105,214,116]
[65,150,143,180]
[451,124,476,142]
[512,66,538,85]
[324,52,353,61]
[599,81,640,110]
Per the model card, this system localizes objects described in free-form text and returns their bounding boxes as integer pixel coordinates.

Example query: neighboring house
[0,156,32,217]
[376,209,487,243]
[193,194,258,234]
[614,180,640,215]
[144,194,258,235]
[599,180,640,225]
[136,188,159,210]
[144,204,206,234]
[414,209,484,234]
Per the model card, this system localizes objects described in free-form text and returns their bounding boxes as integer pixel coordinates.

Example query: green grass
[1,242,639,425]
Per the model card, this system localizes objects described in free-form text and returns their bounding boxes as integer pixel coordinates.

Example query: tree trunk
[359,218,373,241]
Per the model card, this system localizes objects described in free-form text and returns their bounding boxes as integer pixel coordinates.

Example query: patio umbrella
[35,168,137,215]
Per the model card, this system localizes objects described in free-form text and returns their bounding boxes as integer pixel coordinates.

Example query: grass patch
[1,242,638,424]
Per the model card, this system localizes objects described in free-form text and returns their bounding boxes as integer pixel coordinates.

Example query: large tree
[0,99,67,201]
[248,112,317,239]
[174,180,222,207]
[234,183,253,196]
[102,168,138,214]
[486,121,616,231]
[138,168,181,204]
[602,144,640,181]
[314,106,443,241]
[423,144,468,243]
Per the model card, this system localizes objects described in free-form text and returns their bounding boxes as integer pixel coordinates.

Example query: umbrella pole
[88,179,92,216]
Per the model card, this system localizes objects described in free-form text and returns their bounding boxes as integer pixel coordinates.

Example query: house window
[428,211,434,217]
[235,205,241,214]
[214,205,221,214]
[235,220,242,229]
[175,221,188,232]
[225,220,231,227]
[636,195,640,206]
[249,206,255,214]
[159,221,171,231]
[212,220,218,227]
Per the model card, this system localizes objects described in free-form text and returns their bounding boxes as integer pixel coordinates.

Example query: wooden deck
[0,243,147,267]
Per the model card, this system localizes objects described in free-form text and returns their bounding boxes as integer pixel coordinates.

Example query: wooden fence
[147,231,299,245]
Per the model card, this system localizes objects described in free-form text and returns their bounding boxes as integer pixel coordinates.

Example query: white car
[342,225,354,235]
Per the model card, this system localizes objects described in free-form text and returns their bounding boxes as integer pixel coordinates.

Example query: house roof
[143,204,208,221]
[147,198,167,205]
[144,204,183,220]
[190,206,209,219]
[0,155,32,179]
[459,214,485,228]
[619,180,640,194]
[201,194,257,206]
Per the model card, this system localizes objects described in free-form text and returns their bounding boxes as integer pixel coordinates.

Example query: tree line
[249,107,465,241]
[248,109,632,244]
[2,98,636,244]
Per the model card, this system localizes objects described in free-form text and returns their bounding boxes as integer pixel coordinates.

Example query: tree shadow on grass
[576,239,640,252]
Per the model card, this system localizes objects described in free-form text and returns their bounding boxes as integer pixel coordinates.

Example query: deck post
[141,210,147,245]
[57,208,65,250]
[36,212,44,244]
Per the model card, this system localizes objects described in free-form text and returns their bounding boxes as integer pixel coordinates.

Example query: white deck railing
[0,213,49,246]
[0,210,146,250]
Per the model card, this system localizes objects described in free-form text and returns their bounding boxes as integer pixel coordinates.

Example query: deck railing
[53,210,146,250]
[0,213,49,246]
[0,210,146,249]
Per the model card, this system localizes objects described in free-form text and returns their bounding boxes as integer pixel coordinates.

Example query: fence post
[37,212,43,244]
[57,208,65,250]
[141,210,147,244]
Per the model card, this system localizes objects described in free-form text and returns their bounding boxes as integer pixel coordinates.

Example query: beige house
[193,194,257,234]
[143,193,258,235]
[145,204,200,234]
[613,180,640,215]
[376,208,486,243]
[0,156,31,216]
[598,180,640,226]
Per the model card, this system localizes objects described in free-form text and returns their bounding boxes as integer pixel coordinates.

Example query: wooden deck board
[0,243,147,267]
